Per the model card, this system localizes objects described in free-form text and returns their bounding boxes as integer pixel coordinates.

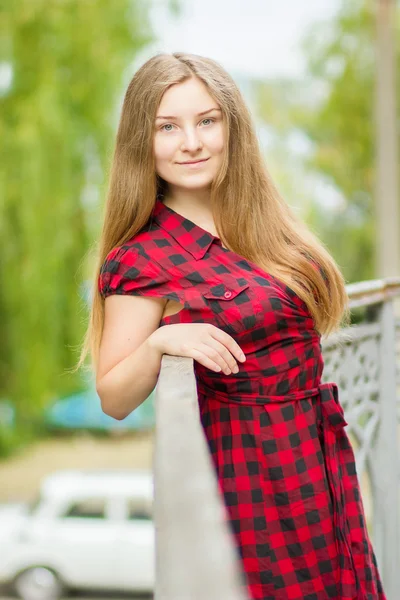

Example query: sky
[142,0,340,80]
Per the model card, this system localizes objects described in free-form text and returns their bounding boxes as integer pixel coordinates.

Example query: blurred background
[0,0,398,599]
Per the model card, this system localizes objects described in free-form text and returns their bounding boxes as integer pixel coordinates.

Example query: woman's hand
[148,323,246,375]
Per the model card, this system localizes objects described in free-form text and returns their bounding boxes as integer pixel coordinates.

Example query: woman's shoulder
[99,232,174,299]
[108,222,179,263]
[102,225,160,263]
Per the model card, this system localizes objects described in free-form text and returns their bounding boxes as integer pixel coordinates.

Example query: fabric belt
[197,380,363,599]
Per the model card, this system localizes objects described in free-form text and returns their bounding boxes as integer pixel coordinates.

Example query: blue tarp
[44,389,156,430]
[0,390,156,431]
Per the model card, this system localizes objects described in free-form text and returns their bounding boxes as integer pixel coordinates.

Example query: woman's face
[153,77,225,194]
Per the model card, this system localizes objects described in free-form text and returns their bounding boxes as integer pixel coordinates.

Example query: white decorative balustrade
[322,278,400,599]
[154,278,400,600]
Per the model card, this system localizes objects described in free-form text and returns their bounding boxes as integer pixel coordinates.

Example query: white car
[0,469,155,600]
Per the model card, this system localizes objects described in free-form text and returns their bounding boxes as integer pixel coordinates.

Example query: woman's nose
[181,129,203,151]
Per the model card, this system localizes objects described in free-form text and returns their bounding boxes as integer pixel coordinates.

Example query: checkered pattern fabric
[99,197,385,600]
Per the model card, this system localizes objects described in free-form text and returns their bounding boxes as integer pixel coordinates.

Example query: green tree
[255,0,399,283]
[300,0,377,282]
[0,0,177,455]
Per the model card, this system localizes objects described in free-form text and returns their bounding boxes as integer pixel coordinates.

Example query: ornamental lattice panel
[321,323,382,527]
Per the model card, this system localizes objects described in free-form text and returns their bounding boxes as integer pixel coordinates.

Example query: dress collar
[152,197,220,260]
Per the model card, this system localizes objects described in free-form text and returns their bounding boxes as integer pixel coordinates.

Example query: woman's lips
[178,158,210,167]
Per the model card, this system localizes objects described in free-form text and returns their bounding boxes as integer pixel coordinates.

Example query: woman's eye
[160,118,215,132]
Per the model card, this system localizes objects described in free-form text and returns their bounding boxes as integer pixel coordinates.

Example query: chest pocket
[203,282,261,334]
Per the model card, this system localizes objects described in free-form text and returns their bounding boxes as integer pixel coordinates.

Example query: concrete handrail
[153,355,247,600]
[346,277,400,308]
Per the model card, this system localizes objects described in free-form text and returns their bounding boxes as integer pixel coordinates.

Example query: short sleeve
[98,245,164,299]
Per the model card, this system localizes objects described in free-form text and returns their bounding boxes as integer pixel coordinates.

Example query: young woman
[83,52,385,599]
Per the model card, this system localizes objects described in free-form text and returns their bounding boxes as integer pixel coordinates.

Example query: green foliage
[0,0,175,455]
[256,0,399,283]
[299,0,378,282]
[302,1,376,198]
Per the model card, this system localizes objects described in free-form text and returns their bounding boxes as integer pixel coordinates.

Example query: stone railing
[153,278,400,600]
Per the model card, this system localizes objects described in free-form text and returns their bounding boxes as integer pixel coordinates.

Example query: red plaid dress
[99,197,386,600]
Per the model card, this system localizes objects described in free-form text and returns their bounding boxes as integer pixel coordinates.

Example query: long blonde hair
[79,52,349,371]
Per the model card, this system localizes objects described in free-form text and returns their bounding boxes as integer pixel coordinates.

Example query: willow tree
[0,0,176,453]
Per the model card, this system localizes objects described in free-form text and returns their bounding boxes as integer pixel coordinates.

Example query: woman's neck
[162,193,213,223]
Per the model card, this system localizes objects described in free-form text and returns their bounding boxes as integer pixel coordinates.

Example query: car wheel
[13,566,66,600]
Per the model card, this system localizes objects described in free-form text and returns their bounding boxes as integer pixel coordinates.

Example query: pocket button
[223,290,232,299]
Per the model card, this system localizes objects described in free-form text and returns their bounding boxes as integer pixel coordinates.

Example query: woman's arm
[96,294,167,420]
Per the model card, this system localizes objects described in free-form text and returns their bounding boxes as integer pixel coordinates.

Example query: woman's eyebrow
[155,107,221,121]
